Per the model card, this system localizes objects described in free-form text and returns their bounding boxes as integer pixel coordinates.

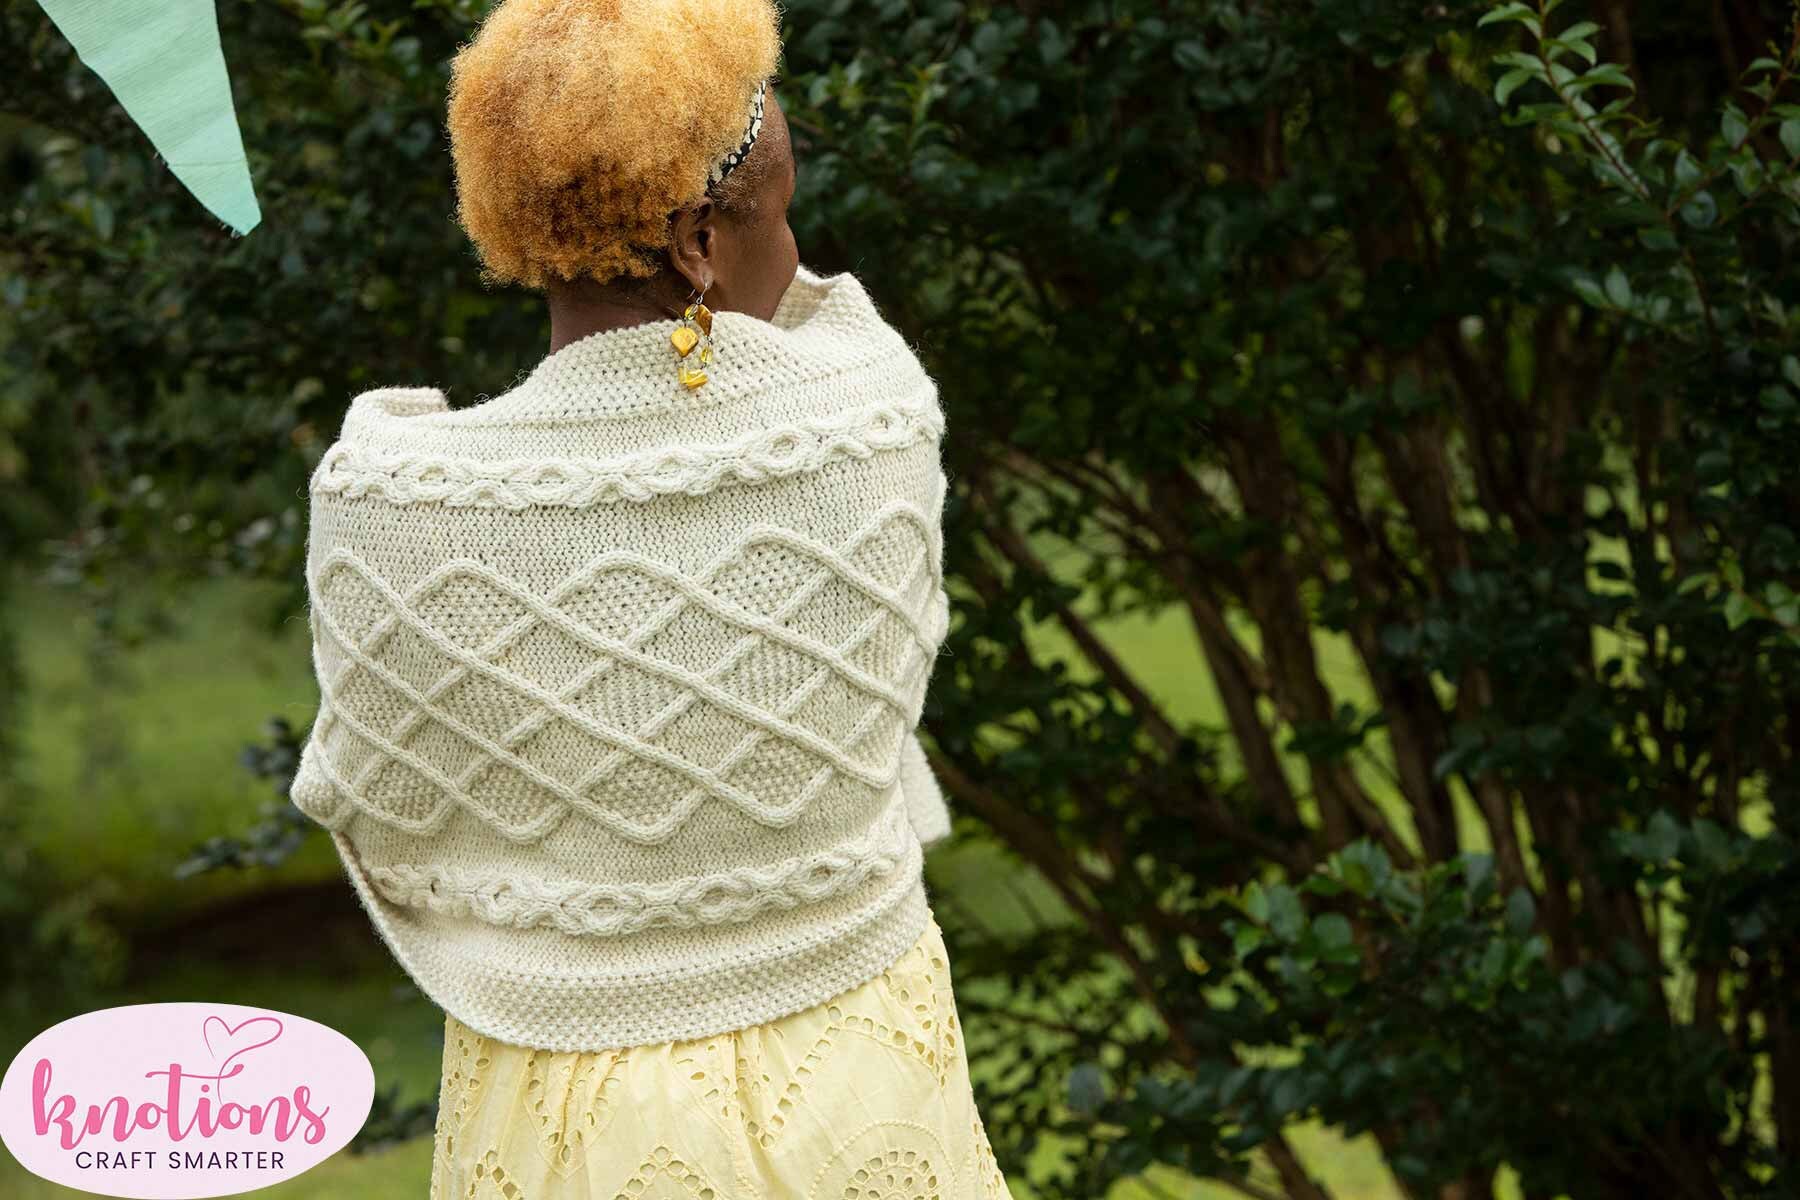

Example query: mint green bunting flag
[35,0,260,234]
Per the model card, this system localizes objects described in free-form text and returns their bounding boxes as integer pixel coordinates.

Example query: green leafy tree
[777,0,1800,1195]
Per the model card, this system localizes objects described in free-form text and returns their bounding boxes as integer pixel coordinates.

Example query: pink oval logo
[0,1003,375,1198]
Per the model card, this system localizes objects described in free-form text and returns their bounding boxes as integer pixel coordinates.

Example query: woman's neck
[545,274,683,355]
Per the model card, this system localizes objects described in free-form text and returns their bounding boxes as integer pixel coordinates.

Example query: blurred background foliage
[4,0,1800,1197]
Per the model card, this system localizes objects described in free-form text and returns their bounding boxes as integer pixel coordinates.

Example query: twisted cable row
[366,799,914,937]
[312,399,944,509]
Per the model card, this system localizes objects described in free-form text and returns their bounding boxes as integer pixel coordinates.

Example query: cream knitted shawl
[291,264,954,1052]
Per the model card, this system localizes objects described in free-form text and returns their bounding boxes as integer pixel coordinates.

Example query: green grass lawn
[12,575,343,917]
[3,572,1471,1198]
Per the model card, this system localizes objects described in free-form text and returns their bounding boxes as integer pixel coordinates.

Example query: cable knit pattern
[292,264,956,1052]
[312,396,944,508]
[366,798,914,937]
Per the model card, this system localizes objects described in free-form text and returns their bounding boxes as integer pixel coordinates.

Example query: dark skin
[544,87,799,354]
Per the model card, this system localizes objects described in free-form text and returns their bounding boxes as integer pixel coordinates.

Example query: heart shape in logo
[201,1015,284,1080]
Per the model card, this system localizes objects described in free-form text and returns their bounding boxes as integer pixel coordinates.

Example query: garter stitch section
[291,264,956,1052]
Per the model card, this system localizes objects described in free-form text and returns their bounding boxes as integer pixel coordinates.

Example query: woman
[290,0,1010,1195]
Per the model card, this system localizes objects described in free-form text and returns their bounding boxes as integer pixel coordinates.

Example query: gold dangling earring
[670,285,715,390]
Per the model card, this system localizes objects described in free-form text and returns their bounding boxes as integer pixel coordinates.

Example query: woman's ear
[668,201,719,296]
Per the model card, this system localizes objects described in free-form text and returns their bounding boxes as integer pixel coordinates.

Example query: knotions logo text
[0,1003,375,1198]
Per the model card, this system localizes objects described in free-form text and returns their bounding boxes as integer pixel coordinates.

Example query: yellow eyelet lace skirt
[429,912,1011,1199]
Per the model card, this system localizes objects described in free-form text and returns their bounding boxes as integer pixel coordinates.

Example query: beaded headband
[704,78,768,196]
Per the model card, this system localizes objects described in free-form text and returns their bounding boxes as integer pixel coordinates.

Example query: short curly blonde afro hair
[446,0,782,289]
